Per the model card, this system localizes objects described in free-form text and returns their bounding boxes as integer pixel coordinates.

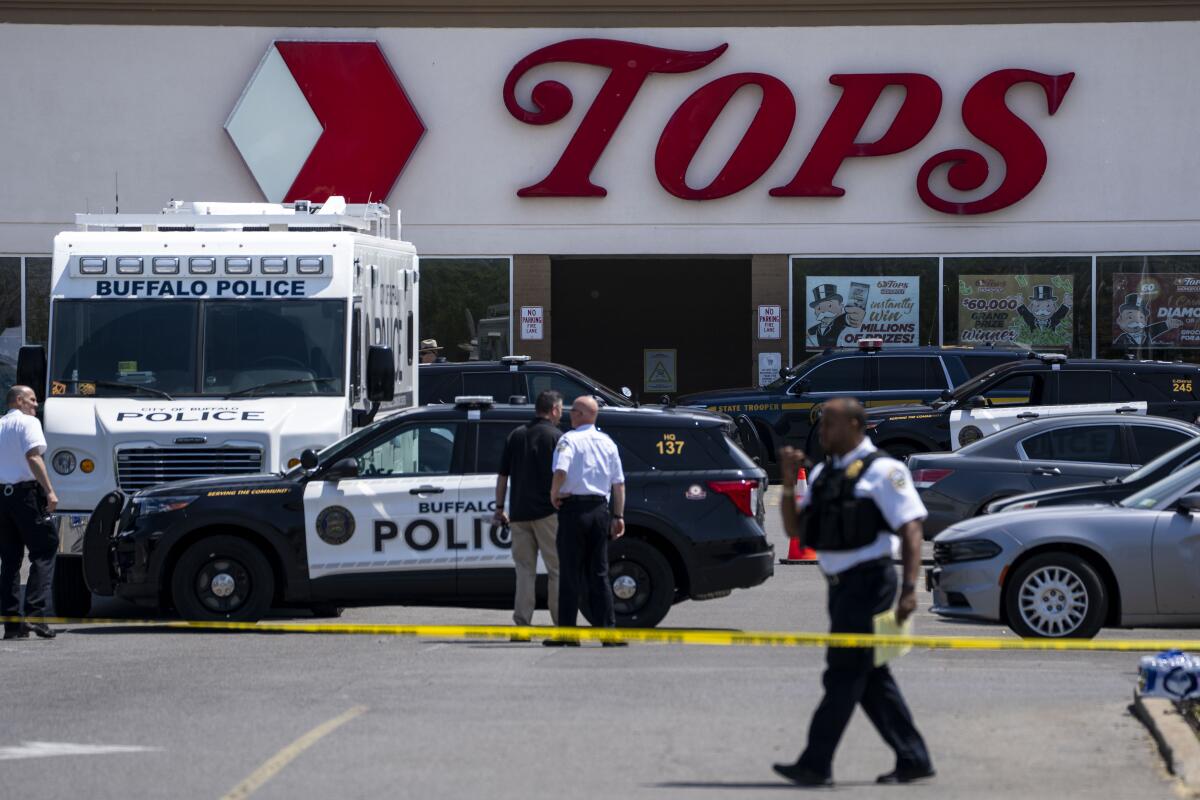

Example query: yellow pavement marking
[221,705,367,800]
[5,615,1200,652]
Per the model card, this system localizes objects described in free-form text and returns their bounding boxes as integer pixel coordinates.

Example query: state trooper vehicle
[81,397,773,628]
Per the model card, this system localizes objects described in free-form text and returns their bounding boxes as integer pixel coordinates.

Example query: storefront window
[419,258,511,362]
[943,257,1092,356]
[0,257,20,366]
[791,258,938,357]
[1098,255,1200,360]
[23,257,50,347]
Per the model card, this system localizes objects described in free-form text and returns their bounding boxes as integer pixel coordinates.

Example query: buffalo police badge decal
[316,506,355,545]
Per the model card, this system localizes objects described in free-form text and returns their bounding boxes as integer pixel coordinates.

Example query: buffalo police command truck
[16,197,418,616]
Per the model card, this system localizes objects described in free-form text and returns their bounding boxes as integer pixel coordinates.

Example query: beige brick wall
[512,254,552,361]
[750,254,790,386]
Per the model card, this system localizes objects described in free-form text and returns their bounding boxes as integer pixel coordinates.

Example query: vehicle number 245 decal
[656,433,686,456]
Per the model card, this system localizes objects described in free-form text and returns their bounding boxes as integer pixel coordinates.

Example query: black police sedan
[908,413,1199,538]
[81,398,772,627]
[420,355,635,408]
[863,354,1200,459]
[677,343,1022,471]
[986,434,1200,515]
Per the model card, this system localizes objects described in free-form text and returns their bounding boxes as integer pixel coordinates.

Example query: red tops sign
[503,38,1074,215]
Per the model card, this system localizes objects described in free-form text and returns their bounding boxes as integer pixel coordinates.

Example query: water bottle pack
[1139,650,1200,700]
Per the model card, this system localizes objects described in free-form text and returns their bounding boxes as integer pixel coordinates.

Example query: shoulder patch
[557,440,570,451]
[889,469,909,490]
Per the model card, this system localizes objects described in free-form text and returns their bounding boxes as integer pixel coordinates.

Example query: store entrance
[550,257,751,399]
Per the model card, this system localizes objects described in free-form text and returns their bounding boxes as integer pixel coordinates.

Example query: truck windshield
[51,299,346,397]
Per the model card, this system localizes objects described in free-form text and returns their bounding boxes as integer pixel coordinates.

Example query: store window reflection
[419,258,511,362]
[1098,255,1200,361]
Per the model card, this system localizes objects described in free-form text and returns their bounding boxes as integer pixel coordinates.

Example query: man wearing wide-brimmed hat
[419,338,445,364]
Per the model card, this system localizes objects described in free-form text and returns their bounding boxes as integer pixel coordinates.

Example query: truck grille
[115,446,264,491]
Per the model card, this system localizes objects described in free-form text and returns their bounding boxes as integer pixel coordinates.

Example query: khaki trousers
[511,514,560,626]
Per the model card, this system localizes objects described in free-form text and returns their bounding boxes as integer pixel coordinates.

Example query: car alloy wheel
[171,535,275,622]
[1017,565,1089,637]
[195,557,253,614]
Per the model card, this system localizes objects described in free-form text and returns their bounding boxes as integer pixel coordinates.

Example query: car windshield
[51,299,346,398]
[563,367,633,407]
[1120,460,1200,510]
[1121,437,1200,484]
[950,364,1016,402]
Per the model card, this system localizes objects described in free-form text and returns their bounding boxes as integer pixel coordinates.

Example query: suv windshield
[51,299,346,398]
[950,363,1022,402]
[766,353,819,390]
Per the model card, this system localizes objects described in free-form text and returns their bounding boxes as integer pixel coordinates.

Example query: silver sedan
[929,459,1200,638]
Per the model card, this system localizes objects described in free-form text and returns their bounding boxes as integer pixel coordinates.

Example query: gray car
[929,459,1200,638]
[909,414,1198,538]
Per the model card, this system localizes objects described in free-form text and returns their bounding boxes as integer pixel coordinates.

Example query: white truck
[16,197,419,616]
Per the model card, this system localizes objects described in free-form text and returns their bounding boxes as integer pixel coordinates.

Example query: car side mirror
[366,345,396,403]
[322,457,359,482]
[967,395,988,409]
[17,345,46,402]
[1177,493,1200,514]
[299,449,319,470]
[939,389,953,402]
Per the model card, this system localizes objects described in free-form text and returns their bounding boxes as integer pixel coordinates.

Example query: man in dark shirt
[495,390,564,634]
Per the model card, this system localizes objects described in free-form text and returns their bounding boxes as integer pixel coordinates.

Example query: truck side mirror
[366,345,396,403]
[300,449,319,470]
[17,345,46,401]
[322,457,359,482]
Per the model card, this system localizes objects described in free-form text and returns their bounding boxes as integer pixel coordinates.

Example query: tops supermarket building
[3,0,1200,397]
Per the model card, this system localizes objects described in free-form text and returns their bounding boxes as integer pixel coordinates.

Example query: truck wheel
[171,536,274,622]
[581,538,675,628]
[52,555,92,618]
[1004,552,1107,639]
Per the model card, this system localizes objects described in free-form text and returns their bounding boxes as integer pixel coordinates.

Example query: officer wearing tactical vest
[773,397,933,788]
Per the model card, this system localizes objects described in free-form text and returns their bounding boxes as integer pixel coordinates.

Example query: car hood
[936,503,1146,543]
[135,472,295,497]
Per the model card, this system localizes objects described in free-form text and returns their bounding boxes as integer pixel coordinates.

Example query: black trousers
[0,482,58,625]
[797,558,931,777]
[556,497,614,628]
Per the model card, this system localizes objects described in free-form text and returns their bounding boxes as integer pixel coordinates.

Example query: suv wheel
[171,535,274,622]
[1004,552,1106,639]
[581,538,675,628]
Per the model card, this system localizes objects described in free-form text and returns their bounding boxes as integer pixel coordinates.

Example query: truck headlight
[51,450,76,475]
[136,495,199,516]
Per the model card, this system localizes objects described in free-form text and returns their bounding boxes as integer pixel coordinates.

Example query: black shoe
[26,623,56,639]
[772,762,832,787]
[3,625,28,640]
[542,638,580,647]
[876,765,936,784]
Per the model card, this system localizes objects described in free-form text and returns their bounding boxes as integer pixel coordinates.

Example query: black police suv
[677,343,1023,471]
[81,398,772,628]
[862,354,1200,459]
[420,355,635,408]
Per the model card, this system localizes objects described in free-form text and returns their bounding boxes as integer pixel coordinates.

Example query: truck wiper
[225,377,337,398]
[62,378,174,401]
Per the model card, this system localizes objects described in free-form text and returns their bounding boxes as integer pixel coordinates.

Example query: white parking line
[0,742,160,761]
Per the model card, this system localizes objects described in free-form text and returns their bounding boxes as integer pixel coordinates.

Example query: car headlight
[51,450,76,475]
[135,495,199,516]
[933,539,1003,564]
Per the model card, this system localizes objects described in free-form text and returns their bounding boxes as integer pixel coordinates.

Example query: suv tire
[171,535,274,622]
[1004,552,1107,639]
[581,538,675,628]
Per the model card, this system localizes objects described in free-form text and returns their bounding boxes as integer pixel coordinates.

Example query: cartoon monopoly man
[1017,284,1072,334]
[1113,293,1181,347]
[806,284,866,348]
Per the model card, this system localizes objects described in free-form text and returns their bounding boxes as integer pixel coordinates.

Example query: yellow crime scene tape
[2,614,1200,652]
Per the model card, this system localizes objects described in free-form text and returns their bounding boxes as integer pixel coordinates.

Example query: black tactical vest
[804,451,893,552]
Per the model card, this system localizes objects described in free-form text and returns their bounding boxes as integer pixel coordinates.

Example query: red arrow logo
[267,41,425,203]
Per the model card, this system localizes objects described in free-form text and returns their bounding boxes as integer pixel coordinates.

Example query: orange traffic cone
[781,466,818,564]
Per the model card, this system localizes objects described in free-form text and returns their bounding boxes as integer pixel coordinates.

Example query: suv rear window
[1123,371,1200,402]
[1058,371,1134,404]
[606,426,720,470]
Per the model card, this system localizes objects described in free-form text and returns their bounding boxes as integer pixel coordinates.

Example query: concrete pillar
[512,254,552,361]
[750,254,790,386]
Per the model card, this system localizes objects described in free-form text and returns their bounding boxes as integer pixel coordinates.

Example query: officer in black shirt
[495,390,563,637]
[773,397,933,787]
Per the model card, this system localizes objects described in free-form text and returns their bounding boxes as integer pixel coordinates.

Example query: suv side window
[981,372,1045,407]
[475,421,522,474]
[606,426,717,470]
[1058,371,1116,405]
[960,354,1022,379]
[877,357,947,391]
[419,371,461,405]
[462,371,517,401]
[1129,424,1192,463]
[356,423,460,477]
[1021,424,1125,464]
[799,358,867,394]
[526,372,592,406]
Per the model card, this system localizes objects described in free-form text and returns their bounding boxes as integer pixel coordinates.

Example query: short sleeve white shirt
[0,409,47,484]
[796,439,927,575]
[552,423,625,498]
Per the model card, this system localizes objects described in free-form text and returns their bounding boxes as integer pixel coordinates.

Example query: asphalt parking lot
[0,486,1193,799]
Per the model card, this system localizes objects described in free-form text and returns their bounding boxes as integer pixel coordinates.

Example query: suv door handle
[1032,467,1061,476]
[1016,412,1040,420]
[409,485,445,495]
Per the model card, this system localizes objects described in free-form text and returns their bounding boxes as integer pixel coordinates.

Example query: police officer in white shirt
[773,398,932,787]
[0,386,59,640]
[545,395,626,647]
